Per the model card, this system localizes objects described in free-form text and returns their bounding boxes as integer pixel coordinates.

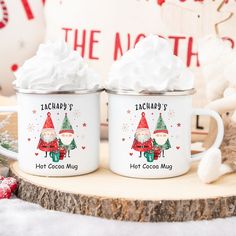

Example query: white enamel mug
[0,88,102,176]
[107,89,224,178]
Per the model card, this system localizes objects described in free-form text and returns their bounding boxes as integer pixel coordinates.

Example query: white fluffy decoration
[198,148,233,184]
[198,148,222,183]
[1,198,236,236]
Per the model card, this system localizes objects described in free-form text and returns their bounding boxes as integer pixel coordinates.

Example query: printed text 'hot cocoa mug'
[0,88,102,176]
[107,89,224,178]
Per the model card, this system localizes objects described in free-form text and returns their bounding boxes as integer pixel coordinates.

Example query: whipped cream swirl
[14,41,100,91]
[107,35,194,92]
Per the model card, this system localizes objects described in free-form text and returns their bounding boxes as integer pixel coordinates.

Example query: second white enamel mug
[107,89,224,178]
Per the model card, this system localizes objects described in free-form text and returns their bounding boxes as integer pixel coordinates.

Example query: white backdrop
[44,0,236,134]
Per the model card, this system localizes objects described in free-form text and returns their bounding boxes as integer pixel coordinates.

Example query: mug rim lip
[14,87,104,95]
[105,88,196,96]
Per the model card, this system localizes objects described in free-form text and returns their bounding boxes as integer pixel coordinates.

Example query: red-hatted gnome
[132,112,153,157]
[37,112,59,158]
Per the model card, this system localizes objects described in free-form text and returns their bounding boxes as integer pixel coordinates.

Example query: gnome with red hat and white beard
[58,113,77,157]
[37,112,59,157]
[132,112,153,157]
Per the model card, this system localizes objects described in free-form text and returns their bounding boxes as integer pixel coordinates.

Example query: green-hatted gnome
[153,113,171,157]
[132,112,153,157]
[37,112,59,158]
[58,113,77,157]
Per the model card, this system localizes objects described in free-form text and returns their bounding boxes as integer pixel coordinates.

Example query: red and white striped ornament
[0,183,11,199]
[2,177,17,192]
[0,176,18,199]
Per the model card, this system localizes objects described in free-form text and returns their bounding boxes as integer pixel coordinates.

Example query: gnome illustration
[58,113,77,157]
[37,112,59,157]
[132,112,153,157]
[153,113,171,157]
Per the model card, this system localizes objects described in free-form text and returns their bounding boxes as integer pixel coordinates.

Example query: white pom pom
[197,148,222,184]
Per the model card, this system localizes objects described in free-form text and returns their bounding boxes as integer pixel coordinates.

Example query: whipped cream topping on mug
[107,35,194,92]
[14,41,100,91]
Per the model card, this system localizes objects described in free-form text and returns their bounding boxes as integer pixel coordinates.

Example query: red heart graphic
[82,146,86,150]
[35,153,38,156]
[176,146,180,150]
[129,153,133,156]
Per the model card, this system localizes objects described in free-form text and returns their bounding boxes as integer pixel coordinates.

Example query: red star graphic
[177,123,181,127]
[32,110,36,114]
[83,123,87,127]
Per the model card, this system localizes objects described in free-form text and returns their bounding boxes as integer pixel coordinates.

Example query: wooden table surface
[9,141,236,222]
